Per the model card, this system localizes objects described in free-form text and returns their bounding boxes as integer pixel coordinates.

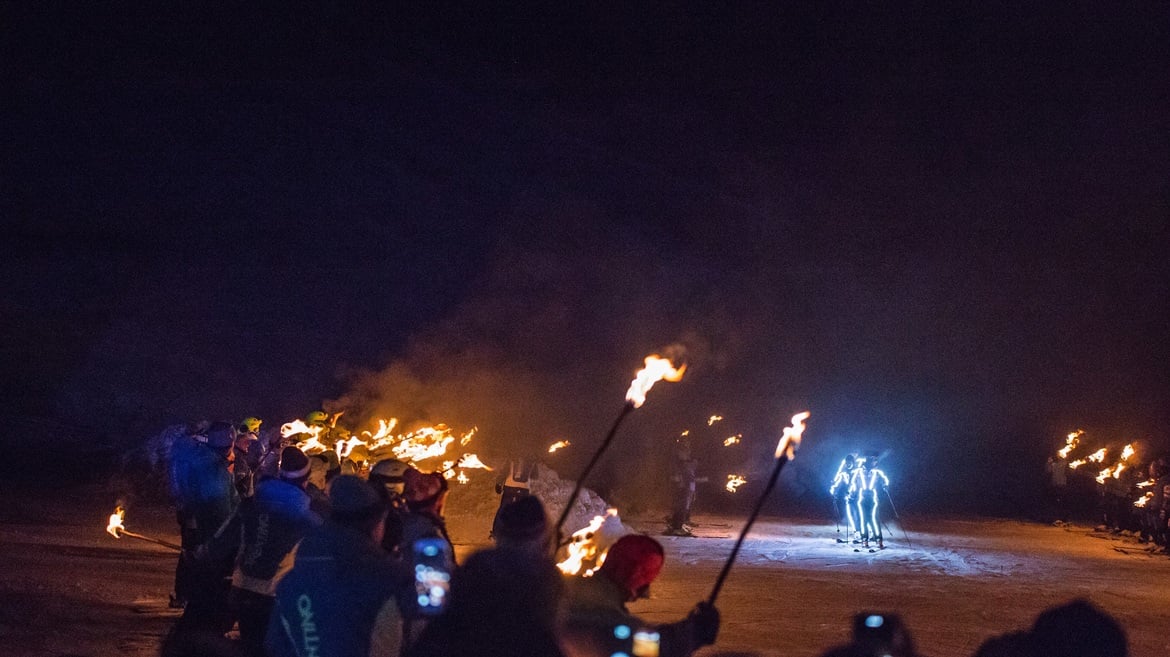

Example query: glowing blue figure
[830,454,861,539]
[851,457,889,548]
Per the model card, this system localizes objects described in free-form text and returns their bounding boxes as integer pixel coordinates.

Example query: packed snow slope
[1,483,1168,657]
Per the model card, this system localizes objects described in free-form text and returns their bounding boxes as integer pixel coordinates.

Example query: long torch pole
[115,529,182,551]
[707,452,791,605]
[553,402,634,545]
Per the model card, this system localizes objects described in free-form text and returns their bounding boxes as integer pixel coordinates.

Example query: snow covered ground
[2,483,1168,657]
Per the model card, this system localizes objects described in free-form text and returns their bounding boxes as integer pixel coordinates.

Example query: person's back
[406,547,565,657]
[266,476,407,657]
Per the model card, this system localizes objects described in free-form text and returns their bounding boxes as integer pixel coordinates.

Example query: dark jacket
[399,511,456,568]
[561,574,702,657]
[211,478,322,597]
[266,523,408,657]
[171,437,238,536]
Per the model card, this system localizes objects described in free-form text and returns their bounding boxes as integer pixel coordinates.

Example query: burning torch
[708,411,809,604]
[552,354,686,545]
[105,507,181,551]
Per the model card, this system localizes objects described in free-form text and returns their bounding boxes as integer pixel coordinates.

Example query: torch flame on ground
[1136,479,1155,488]
[723,434,742,447]
[548,440,571,453]
[1134,493,1153,508]
[456,453,492,470]
[1069,459,1087,470]
[726,474,747,492]
[625,355,686,408]
[775,412,811,460]
[106,507,125,538]
[1087,448,1107,463]
[708,415,724,426]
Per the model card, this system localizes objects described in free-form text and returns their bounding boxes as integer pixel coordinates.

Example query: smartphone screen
[632,629,661,657]
[412,538,452,616]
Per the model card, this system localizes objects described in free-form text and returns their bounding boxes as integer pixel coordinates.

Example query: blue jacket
[267,523,408,657]
[214,478,322,597]
[171,436,237,530]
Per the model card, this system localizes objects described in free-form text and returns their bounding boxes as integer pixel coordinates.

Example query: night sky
[4,4,1168,513]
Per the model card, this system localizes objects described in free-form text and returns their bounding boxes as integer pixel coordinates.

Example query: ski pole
[884,488,913,549]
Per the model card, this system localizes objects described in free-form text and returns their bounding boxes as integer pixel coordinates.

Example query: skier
[830,454,859,543]
[492,455,538,539]
[665,438,699,537]
[853,455,890,550]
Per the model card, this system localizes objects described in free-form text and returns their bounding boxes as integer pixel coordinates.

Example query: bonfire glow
[1087,448,1107,463]
[456,453,492,470]
[625,355,686,408]
[708,415,724,426]
[1069,459,1087,470]
[774,412,811,460]
[548,440,571,453]
[723,434,742,447]
[106,507,125,539]
[1134,493,1153,508]
[726,474,747,492]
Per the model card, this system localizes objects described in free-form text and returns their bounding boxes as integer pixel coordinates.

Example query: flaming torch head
[774,411,811,460]
[625,355,686,408]
[106,507,125,539]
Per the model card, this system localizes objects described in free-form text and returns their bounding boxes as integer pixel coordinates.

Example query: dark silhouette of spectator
[492,493,552,556]
[405,547,566,657]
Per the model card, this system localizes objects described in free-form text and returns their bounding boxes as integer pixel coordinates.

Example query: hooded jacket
[266,522,408,657]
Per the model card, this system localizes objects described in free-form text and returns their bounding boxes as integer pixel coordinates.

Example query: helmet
[305,410,329,425]
[240,416,262,433]
[370,458,410,480]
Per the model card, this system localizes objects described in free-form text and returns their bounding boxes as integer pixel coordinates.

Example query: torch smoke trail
[708,411,809,605]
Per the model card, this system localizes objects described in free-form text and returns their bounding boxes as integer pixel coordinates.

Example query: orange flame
[1068,459,1087,470]
[723,434,742,447]
[625,355,686,408]
[774,412,811,460]
[1134,493,1153,508]
[1087,448,1107,463]
[707,415,724,426]
[557,509,625,576]
[1136,479,1155,488]
[725,474,747,492]
[548,440,571,453]
[106,507,125,539]
[456,453,492,470]
[1057,430,1083,459]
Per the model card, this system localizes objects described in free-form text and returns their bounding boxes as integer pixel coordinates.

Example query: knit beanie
[327,475,384,519]
[205,422,236,449]
[495,495,549,543]
[279,446,312,480]
[599,534,665,597]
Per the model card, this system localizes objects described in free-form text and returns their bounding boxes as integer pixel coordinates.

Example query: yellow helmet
[240,417,262,433]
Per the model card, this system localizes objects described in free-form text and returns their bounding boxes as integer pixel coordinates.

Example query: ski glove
[689,601,721,646]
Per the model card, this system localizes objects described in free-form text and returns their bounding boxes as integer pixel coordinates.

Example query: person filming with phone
[560,534,720,657]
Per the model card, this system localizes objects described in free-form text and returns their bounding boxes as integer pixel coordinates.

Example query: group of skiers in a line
[829,453,891,550]
[163,416,722,657]
[1048,455,1170,554]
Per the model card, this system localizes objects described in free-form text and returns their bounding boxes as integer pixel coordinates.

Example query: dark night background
[3,3,1168,515]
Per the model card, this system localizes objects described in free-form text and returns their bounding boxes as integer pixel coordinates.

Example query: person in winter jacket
[492,456,538,538]
[205,446,322,657]
[266,475,410,657]
[398,469,456,569]
[560,534,720,657]
[405,547,566,657]
[170,422,241,636]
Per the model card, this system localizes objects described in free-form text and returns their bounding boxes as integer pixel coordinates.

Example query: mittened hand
[689,601,720,646]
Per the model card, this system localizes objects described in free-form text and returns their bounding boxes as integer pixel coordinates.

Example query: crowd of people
[162,416,720,657]
[1046,454,1170,554]
[161,416,1136,657]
